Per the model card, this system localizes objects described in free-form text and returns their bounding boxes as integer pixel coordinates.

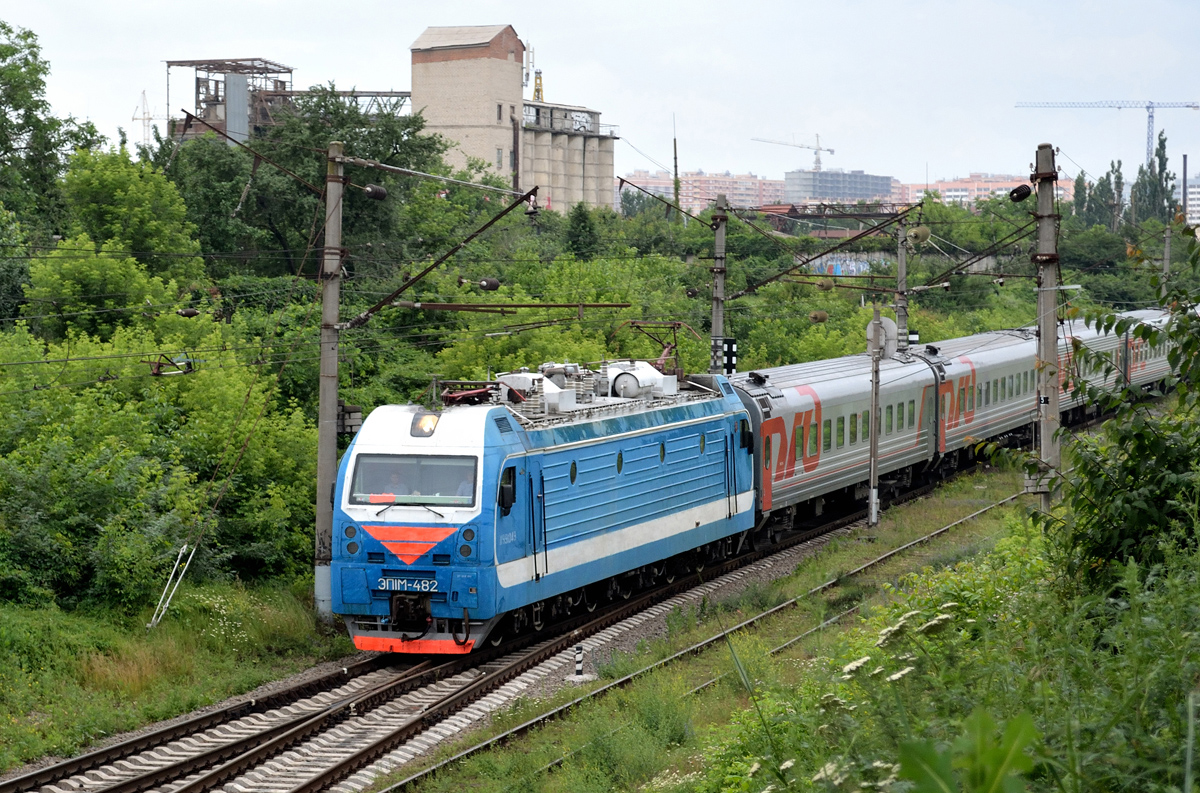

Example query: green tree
[1129,130,1175,225]
[564,202,600,259]
[63,146,204,284]
[21,234,177,341]
[1073,172,1088,218]
[0,20,102,240]
[0,203,27,325]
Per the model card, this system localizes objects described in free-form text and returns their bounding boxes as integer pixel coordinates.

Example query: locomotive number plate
[377,577,440,592]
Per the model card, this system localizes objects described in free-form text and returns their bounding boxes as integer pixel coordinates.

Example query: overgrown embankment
[0,583,353,773]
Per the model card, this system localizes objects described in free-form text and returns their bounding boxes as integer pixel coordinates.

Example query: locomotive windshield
[349,454,477,507]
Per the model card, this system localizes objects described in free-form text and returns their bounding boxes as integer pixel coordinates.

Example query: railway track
[9,427,1079,793]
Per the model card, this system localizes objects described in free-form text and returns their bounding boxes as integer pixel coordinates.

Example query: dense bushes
[697,522,1200,791]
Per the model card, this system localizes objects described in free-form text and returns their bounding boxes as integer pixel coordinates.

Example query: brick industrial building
[410,25,617,211]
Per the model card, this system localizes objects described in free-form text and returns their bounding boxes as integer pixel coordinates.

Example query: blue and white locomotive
[331,310,1170,653]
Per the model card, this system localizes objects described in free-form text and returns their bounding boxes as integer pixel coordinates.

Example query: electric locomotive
[331,361,756,653]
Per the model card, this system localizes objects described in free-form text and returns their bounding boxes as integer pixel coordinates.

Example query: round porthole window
[570,461,577,484]
[659,443,666,463]
[699,435,706,454]
[616,451,623,474]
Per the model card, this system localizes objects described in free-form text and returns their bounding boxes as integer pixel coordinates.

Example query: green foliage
[0,583,352,771]
[565,201,601,259]
[899,709,1038,793]
[698,521,1200,791]
[63,146,204,283]
[0,20,103,240]
[1129,131,1176,225]
[21,234,177,341]
[0,202,27,324]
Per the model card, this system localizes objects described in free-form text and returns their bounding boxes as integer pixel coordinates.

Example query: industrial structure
[410,25,617,210]
[165,58,410,143]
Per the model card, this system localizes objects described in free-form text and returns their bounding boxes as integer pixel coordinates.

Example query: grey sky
[7,0,1199,188]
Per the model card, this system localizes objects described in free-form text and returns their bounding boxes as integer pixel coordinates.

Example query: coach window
[849,413,858,444]
[984,382,990,406]
[896,402,904,429]
[764,435,772,465]
[808,422,819,456]
[1008,375,1014,397]
[958,387,965,416]
[993,379,999,402]
[908,399,915,427]
[863,410,870,439]
[823,419,832,451]
[968,386,975,411]
[836,416,845,448]
[886,405,893,435]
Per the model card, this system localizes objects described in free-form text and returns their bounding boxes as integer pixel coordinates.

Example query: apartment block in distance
[784,168,899,203]
[618,169,785,213]
[902,173,1074,205]
[410,25,617,210]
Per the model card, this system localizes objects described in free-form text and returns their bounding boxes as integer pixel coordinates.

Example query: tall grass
[0,581,352,771]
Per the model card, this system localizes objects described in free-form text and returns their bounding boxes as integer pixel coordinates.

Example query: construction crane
[1016,100,1200,165]
[752,134,834,171]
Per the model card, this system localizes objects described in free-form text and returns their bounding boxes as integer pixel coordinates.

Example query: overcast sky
[7,0,1199,187]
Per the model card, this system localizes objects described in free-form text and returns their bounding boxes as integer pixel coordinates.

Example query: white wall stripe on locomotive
[495,490,755,588]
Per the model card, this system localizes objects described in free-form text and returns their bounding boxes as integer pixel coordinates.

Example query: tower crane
[751,134,834,171]
[1015,100,1199,165]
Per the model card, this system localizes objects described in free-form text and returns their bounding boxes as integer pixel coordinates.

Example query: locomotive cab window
[498,466,516,515]
[350,454,477,507]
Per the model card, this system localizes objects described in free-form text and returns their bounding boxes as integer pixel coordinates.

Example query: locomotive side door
[494,459,528,567]
[527,457,547,581]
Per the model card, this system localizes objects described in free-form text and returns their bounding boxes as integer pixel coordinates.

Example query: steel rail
[0,654,397,793]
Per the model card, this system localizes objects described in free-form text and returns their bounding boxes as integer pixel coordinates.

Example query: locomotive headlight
[459,545,472,557]
[347,542,360,555]
[411,411,439,437]
[462,528,476,542]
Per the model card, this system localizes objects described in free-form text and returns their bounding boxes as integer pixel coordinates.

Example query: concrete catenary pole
[868,303,881,526]
[315,141,344,623]
[1033,143,1060,513]
[709,194,728,374]
[1163,225,1172,299]
[895,216,909,352]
